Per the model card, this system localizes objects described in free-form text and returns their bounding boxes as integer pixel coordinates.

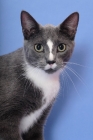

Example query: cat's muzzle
[44,63,57,73]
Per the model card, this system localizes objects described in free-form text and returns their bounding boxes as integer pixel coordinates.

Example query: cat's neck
[23,61,62,90]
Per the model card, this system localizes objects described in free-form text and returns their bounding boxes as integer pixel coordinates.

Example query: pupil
[37,44,41,50]
[60,44,64,50]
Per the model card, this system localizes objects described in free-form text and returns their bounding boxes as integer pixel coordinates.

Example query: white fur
[19,62,61,133]
[45,63,57,70]
[47,39,54,61]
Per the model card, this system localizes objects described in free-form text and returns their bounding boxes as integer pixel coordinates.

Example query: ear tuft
[21,11,39,40]
[60,12,79,40]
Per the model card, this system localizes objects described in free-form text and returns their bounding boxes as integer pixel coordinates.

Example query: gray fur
[24,25,75,71]
[0,11,79,140]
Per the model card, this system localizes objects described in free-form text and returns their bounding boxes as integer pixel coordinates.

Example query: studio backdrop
[0,0,93,140]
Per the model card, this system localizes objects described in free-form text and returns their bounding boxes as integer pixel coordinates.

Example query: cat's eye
[34,44,44,52]
[57,43,66,52]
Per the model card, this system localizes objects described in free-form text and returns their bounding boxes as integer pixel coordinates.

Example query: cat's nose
[47,60,56,65]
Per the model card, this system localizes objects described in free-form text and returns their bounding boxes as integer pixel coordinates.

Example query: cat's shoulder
[0,48,24,68]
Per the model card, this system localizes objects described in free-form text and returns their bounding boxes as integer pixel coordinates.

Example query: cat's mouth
[44,63,58,74]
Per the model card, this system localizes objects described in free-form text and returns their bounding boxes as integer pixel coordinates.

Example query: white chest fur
[19,64,61,133]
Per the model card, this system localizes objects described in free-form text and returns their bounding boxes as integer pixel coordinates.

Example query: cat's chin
[45,68,58,74]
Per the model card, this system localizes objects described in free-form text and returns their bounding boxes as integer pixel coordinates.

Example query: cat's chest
[19,65,60,134]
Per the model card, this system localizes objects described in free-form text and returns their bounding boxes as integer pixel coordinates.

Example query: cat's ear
[59,12,79,40]
[21,11,39,40]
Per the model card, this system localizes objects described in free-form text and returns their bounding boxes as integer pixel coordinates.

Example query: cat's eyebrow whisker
[64,69,82,100]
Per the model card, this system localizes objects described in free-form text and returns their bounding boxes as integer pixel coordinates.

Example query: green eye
[57,43,66,52]
[34,44,44,52]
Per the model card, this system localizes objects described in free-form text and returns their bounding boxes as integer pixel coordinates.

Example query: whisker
[61,71,70,97]
[64,69,82,100]
[65,66,85,85]
[64,71,71,94]
[64,61,92,68]
[59,73,65,98]
[65,65,90,92]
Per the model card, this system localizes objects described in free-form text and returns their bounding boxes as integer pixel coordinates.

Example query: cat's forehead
[38,25,73,45]
[35,25,59,44]
[42,25,58,38]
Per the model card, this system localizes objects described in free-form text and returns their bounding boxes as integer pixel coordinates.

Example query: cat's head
[21,11,79,74]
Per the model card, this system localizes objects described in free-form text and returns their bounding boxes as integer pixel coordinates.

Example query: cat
[0,11,79,140]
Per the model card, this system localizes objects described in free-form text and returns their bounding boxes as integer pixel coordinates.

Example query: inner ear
[59,12,79,40]
[21,11,39,40]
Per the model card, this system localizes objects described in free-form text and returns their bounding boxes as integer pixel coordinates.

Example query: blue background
[0,0,93,140]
